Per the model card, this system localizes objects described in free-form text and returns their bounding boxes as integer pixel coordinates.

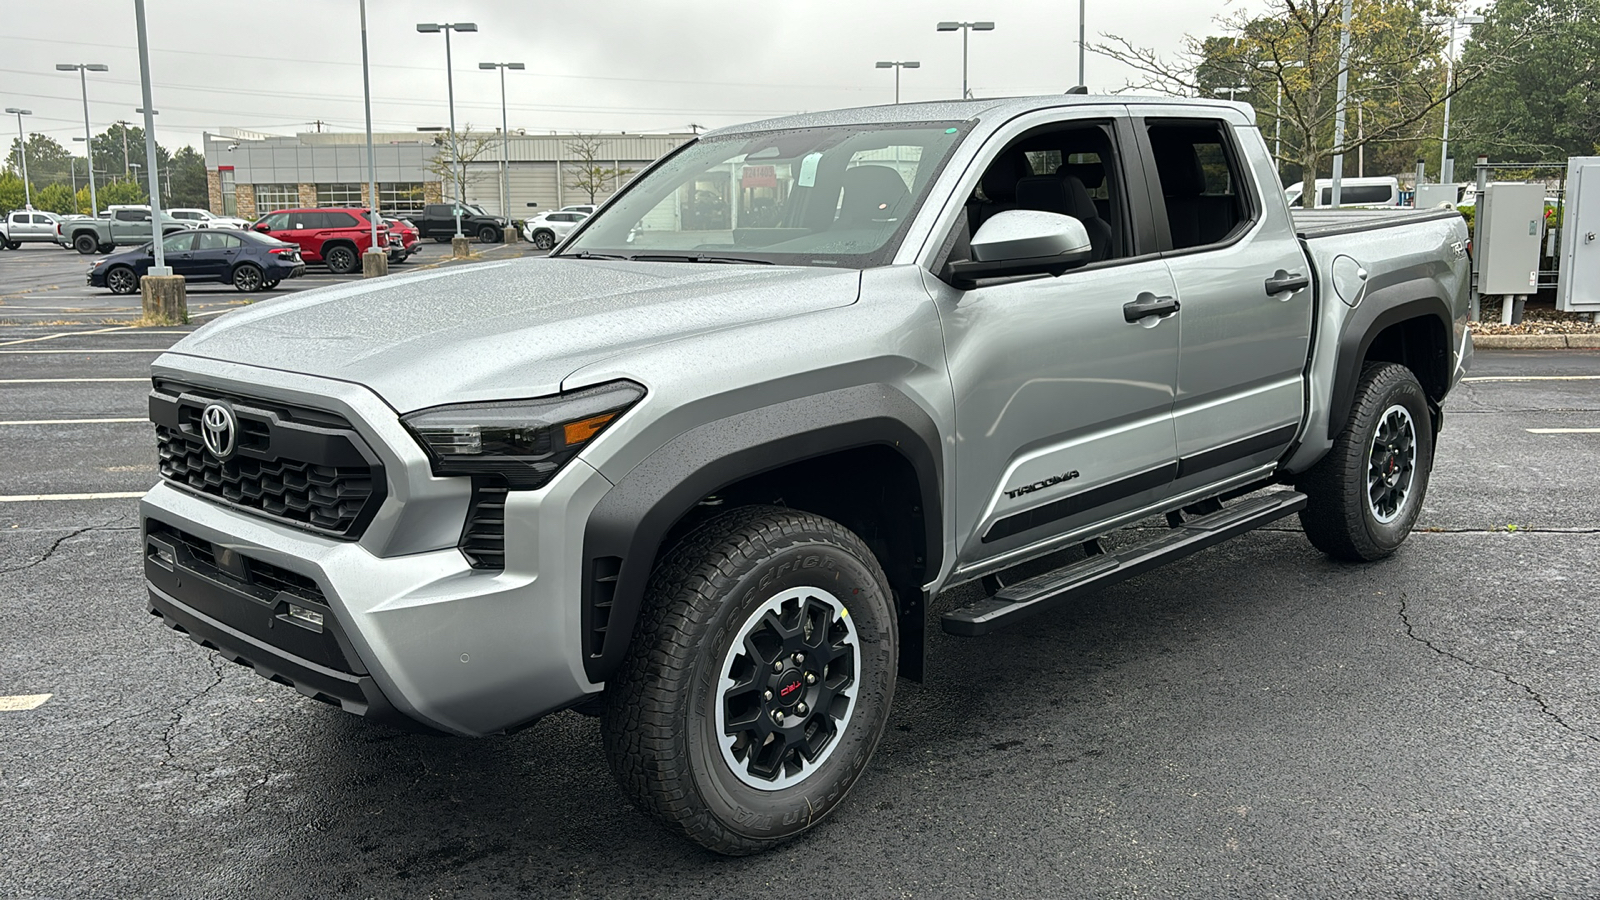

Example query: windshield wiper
[562,251,631,260]
[629,254,774,265]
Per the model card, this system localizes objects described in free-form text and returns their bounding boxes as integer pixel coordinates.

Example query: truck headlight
[401,380,644,488]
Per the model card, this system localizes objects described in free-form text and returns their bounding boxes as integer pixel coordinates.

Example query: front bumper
[139,356,615,736]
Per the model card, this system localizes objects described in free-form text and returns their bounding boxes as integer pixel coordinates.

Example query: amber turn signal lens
[563,413,616,445]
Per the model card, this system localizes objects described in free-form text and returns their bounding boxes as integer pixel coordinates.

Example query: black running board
[942,489,1307,636]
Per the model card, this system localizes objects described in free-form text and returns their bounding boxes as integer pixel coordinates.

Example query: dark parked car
[88,228,305,294]
[414,202,508,243]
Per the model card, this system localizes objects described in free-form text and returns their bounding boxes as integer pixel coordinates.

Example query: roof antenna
[1065,85,1089,95]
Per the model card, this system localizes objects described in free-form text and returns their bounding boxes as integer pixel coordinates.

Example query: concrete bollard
[451,236,472,259]
[362,249,390,278]
[504,224,519,244]
[141,274,188,325]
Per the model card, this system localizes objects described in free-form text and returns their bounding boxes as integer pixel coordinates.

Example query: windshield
[560,122,968,268]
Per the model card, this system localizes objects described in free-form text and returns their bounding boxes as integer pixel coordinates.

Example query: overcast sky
[3,0,1232,153]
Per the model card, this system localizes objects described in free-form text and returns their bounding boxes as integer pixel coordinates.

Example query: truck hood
[166,257,861,412]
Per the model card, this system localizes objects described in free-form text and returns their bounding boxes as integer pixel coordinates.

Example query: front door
[161,231,201,277]
[1139,113,1313,491]
[933,113,1182,567]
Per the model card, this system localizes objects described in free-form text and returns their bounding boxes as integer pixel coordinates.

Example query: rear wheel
[432,236,450,244]
[232,263,264,292]
[1299,362,1434,561]
[262,279,280,291]
[531,230,555,251]
[74,233,98,254]
[105,265,139,295]
[323,245,358,275]
[602,506,897,856]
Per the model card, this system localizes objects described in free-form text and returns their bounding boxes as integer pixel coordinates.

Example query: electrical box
[1478,183,1546,295]
[1557,157,1600,312]
[1415,183,1459,209]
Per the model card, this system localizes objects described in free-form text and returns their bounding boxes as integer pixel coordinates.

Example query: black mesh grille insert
[146,519,326,604]
[150,381,386,539]
[459,479,508,569]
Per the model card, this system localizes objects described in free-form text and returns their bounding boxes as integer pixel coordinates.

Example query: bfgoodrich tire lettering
[1298,362,1434,561]
[602,506,897,856]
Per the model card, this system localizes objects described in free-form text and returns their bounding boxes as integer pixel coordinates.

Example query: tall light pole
[1426,14,1485,184]
[417,22,477,241]
[55,62,107,216]
[936,21,995,100]
[4,108,32,208]
[114,119,132,179]
[874,60,920,104]
[132,1,167,274]
[479,61,525,221]
[1078,0,1086,89]
[360,0,384,276]
[1329,0,1353,208]
[1214,83,1249,101]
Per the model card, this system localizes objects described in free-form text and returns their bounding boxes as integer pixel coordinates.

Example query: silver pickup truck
[57,205,192,254]
[139,96,1470,854]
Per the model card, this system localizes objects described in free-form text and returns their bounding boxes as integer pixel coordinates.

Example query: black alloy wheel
[231,263,263,293]
[531,230,555,251]
[477,225,500,243]
[603,506,897,856]
[105,265,139,295]
[1299,361,1434,561]
[324,245,358,275]
[73,233,98,255]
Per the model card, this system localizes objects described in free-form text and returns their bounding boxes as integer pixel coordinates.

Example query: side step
[942,489,1307,636]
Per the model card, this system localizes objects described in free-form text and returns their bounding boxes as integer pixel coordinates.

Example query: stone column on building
[235,186,257,222]
[423,181,444,204]
[206,171,223,215]
[297,183,318,208]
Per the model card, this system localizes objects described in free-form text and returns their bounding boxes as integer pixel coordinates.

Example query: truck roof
[704,94,1256,137]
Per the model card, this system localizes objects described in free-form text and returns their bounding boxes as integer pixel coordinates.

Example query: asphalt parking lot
[0,261,1598,896]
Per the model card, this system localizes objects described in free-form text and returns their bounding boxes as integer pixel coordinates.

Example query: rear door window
[1145,121,1254,251]
[322,212,359,228]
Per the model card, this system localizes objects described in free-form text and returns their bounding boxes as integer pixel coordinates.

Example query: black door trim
[983,462,1177,543]
[1174,423,1299,480]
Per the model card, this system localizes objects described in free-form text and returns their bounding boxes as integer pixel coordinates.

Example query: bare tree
[424,125,498,205]
[564,134,635,205]
[1090,0,1556,194]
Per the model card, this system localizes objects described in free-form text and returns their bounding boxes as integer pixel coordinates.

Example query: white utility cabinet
[1477,182,1546,296]
[1414,183,1459,209]
[1557,157,1600,312]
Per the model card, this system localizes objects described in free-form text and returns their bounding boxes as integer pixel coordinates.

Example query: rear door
[190,231,241,281]
[1137,110,1313,492]
[111,208,152,243]
[29,213,56,239]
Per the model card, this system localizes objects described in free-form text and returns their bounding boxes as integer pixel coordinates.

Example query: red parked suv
[251,208,387,275]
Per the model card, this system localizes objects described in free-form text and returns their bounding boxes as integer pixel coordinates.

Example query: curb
[1474,333,1600,349]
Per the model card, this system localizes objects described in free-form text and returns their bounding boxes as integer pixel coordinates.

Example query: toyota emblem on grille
[200,403,238,460]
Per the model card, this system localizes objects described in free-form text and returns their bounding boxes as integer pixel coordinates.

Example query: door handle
[1265,270,1310,296]
[1123,293,1180,323]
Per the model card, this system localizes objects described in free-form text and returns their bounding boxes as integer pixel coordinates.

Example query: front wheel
[105,265,139,295]
[530,230,555,251]
[1298,362,1435,561]
[74,233,98,254]
[323,245,358,275]
[477,225,499,243]
[602,506,897,856]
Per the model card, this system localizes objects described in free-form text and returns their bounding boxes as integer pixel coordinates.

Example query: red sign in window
[741,165,777,189]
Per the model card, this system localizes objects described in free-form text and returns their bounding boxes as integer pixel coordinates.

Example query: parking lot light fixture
[417,22,477,239]
[1425,14,1487,182]
[875,61,920,104]
[4,108,32,208]
[55,62,108,216]
[360,0,383,275]
[936,21,995,99]
[480,62,525,223]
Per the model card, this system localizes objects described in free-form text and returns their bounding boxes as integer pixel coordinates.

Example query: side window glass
[324,212,358,228]
[162,232,195,253]
[1146,121,1251,251]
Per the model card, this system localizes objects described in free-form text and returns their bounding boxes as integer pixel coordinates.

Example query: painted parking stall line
[0,349,174,354]
[0,492,147,502]
[0,694,53,711]
[0,378,148,384]
[1526,428,1600,434]
[1464,375,1600,383]
[0,418,147,426]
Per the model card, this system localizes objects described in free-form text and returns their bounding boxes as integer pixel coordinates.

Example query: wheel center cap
[775,672,806,707]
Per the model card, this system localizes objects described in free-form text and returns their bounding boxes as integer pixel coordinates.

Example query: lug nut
[805,673,816,684]
[774,711,785,723]
[796,703,807,715]
[773,660,784,673]
[763,689,773,701]
[793,652,805,664]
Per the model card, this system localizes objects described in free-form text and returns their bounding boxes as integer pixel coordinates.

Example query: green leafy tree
[6,133,74,187]
[97,180,148,207]
[91,122,168,185]
[34,182,78,215]
[1452,0,1600,162]
[0,171,27,212]
[167,146,209,208]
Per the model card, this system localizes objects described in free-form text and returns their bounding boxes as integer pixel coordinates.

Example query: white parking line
[0,491,145,502]
[0,348,172,354]
[1464,375,1600,382]
[0,378,147,384]
[0,418,146,425]
[0,694,52,711]
[1526,428,1600,434]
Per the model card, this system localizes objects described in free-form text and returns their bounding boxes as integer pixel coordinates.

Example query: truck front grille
[150,381,386,539]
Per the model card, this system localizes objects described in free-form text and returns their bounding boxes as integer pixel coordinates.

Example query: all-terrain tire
[602,505,897,856]
[323,244,358,275]
[74,233,98,254]
[477,225,500,243]
[1298,362,1434,561]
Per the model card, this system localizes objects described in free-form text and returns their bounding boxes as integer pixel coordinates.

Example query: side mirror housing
[253,223,270,232]
[945,210,1094,288]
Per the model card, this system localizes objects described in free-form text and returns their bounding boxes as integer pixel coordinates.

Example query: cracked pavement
[0,341,1598,898]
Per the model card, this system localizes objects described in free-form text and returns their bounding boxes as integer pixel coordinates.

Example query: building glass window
[317,183,364,207]
[219,169,236,216]
[379,183,426,216]
[254,183,300,213]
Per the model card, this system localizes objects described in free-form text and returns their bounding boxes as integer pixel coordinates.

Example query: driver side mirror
[945,210,1094,289]
[253,223,270,232]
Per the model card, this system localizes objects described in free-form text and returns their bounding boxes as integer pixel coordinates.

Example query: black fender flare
[580,383,944,684]
[1327,276,1454,441]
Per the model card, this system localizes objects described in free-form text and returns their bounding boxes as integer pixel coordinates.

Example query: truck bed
[1292,207,1463,240]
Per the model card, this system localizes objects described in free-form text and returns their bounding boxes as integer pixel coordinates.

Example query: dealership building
[201,128,694,220]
